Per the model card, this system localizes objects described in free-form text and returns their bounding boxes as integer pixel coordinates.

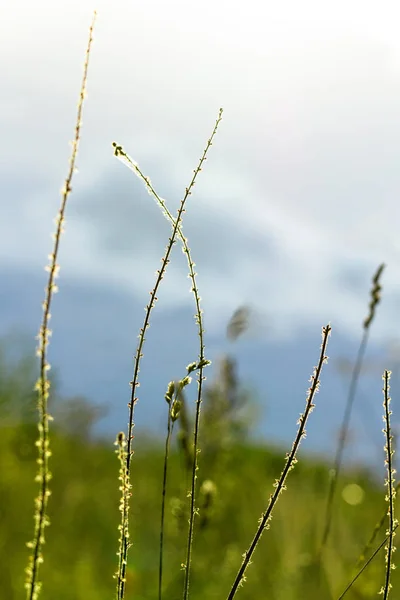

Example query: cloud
[3,1,400,344]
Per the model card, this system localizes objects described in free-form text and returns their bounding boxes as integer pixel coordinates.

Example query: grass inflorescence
[24,12,96,600]
[112,109,223,600]
[226,324,331,599]
[380,369,397,598]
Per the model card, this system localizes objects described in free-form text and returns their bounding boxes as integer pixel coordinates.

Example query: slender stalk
[177,389,194,475]
[355,481,400,571]
[320,329,368,552]
[337,524,399,600]
[159,366,203,599]
[114,432,128,600]
[112,108,223,599]
[320,263,385,554]
[159,399,174,600]
[24,13,96,600]
[226,324,331,600]
[159,374,195,600]
[381,369,397,599]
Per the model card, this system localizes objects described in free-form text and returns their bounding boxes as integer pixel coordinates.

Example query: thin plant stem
[320,328,368,552]
[114,432,128,600]
[226,324,331,600]
[337,524,399,600]
[381,369,397,599]
[335,365,383,457]
[320,263,385,555]
[355,481,400,570]
[112,109,223,600]
[159,366,204,599]
[159,376,191,600]
[24,12,96,600]
[177,389,194,475]
[159,406,174,600]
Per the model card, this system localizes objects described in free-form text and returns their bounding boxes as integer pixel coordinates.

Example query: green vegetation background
[0,334,397,600]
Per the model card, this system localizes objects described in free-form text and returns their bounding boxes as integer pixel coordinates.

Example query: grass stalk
[380,369,397,599]
[114,431,128,600]
[112,108,223,599]
[337,524,399,600]
[177,389,194,475]
[226,324,332,600]
[355,481,400,570]
[159,395,175,600]
[341,370,397,599]
[24,13,96,600]
[159,376,192,600]
[320,263,385,554]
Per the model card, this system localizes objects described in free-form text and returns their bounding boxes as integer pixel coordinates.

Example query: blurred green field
[0,342,397,600]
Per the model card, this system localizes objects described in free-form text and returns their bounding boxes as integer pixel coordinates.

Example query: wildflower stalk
[112,108,223,600]
[159,375,192,600]
[114,432,128,600]
[355,481,400,570]
[380,369,397,599]
[337,524,399,600]
[320,263,385,554]
[159,395,175,600]
[226,324,332,600]
[341,369,397,599]
[24,12,96,600]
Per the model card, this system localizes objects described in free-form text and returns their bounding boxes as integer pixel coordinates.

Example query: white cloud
[2,0,400,343]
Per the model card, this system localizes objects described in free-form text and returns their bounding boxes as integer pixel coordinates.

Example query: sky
[2,0,400,466]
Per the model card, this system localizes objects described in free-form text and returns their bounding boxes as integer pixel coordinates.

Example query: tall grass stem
[337,524,399,600]
[226,324,331,600]
[381,369,397,599]
[112,108,223,599]
[24,12,96,600]
[320,264,385,554]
